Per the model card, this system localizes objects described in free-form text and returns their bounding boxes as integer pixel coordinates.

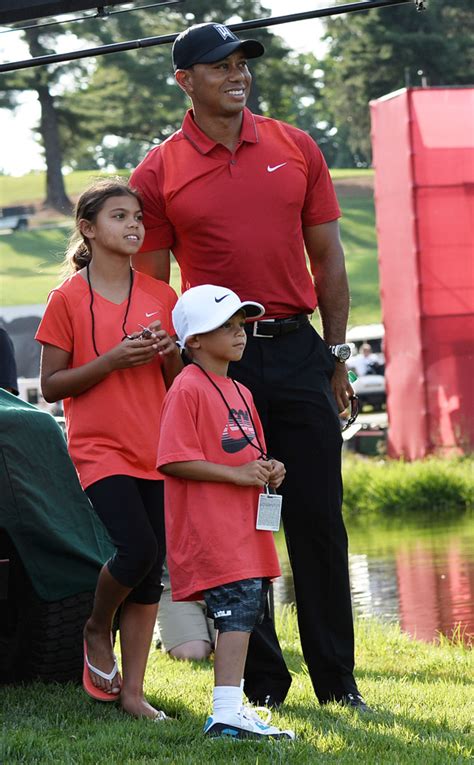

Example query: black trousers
[231,322,358,704]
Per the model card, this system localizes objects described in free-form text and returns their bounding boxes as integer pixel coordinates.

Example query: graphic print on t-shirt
[222,408,255,454]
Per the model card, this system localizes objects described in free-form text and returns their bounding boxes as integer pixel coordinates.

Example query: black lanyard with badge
[192,362,282,532]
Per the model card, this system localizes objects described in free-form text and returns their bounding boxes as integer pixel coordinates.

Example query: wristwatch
[328,343,352,363]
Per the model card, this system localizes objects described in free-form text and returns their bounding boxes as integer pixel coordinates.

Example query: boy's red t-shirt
[157,364,281,602]
[36,270,177,489]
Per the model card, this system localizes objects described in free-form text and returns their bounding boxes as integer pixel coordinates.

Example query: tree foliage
[1,0,337,193]
[2,0,472,194]
[0,24,83,210]
[62,0,332,168]
[321,0,473,163]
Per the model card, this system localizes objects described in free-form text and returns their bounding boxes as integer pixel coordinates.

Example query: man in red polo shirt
[130,22,370,712]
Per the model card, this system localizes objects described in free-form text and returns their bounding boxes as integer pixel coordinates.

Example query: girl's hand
[268,459,286,489]
[233,460,273,487]
[140,320,179,357]
[105,335,159,370]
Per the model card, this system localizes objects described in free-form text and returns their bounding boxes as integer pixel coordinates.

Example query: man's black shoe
[339,693,373,712]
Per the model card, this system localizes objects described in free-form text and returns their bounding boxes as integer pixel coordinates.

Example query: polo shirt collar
[181,108,259,154]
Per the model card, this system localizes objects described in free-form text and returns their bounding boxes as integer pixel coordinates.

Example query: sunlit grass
[0,229,182,306]
[1,610,472,764]
[0,170,129,206]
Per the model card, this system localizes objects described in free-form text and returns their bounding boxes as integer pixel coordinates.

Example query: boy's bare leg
[119,600,161,718]
[213,631,250,686]
[84,564,130,693]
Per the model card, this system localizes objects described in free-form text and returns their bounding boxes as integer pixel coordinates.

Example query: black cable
[192,361,269,461]
[86,262,134,357]
[0,0,184,35]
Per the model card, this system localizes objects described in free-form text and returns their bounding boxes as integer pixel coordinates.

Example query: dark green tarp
[0,389,113,601]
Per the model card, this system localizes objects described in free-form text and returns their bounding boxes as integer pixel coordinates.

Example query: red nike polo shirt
[131,108,340,317]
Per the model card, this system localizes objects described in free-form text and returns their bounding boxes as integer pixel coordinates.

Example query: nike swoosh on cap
[215,295,230,303]
[145,311,160,317]
[267,163,287,173]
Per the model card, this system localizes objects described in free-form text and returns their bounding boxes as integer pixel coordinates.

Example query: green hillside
[0,170,379,326]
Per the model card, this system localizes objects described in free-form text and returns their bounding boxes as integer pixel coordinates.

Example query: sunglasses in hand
[340,395,360,433]
[122,324,154,341]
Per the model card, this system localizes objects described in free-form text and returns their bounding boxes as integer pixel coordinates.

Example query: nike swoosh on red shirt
[267,163,287,173]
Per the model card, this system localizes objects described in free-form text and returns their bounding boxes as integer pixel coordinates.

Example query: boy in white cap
[157,285,294,740]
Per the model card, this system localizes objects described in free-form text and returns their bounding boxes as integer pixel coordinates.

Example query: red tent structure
[370,87,474,459]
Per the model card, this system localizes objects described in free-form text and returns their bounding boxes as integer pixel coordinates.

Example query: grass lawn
[1,610,472,764]
[0,170,130,207]
[0,172,380,325]
[338,194,379,326]
[0,228,183,306]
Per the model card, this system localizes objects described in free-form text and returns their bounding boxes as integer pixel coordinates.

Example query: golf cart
[347,324,386,410]
[0,390,112,684]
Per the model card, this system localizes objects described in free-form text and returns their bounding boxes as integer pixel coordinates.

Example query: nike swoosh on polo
[267,162,287,173]
[215,295,230,303]
[145,311,160,317]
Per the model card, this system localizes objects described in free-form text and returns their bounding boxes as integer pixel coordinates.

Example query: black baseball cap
[172,22,265,71]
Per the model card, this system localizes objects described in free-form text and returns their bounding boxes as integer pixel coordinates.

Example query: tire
[14,218,28,231]
[0,531,94,684]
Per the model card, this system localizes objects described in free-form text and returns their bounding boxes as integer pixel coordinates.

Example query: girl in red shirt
[36,179,182,720]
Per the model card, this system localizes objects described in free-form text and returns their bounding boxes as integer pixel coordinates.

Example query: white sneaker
[203,705,295,740]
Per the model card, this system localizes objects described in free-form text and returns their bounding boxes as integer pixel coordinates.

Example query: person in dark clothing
[0,327,19,395]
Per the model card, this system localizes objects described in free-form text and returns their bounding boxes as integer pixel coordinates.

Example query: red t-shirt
[35,270,177,489]
[130,108,341,318]
[157,364,281,601]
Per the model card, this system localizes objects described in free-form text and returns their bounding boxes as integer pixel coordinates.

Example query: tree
[1,1,335,190]
[321,0,474,162]
[0,22,82,211]
[60,1,334,167]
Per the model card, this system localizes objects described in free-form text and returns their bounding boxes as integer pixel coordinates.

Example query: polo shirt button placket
[229,157,239,178]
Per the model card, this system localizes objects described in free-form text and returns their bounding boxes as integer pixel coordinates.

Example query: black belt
[246,314,309,338]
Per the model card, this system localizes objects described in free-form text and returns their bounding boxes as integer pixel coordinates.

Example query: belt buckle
[252,321,273,338]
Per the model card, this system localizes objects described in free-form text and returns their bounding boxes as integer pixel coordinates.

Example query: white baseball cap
[172,285,265,347]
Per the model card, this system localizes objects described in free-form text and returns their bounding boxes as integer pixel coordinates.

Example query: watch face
[337,344,352,361]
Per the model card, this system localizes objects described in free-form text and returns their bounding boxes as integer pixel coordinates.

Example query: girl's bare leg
[84,564,130,693]
[119,600,161,718]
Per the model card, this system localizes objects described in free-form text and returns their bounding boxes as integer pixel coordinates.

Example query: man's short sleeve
[35,290,74,353]
[282,125,341,227]
[130,148,175,253]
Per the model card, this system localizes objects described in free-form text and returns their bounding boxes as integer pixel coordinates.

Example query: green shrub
[342,455,473,518]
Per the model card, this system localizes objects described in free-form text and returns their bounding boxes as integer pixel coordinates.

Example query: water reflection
[274,517,474,644]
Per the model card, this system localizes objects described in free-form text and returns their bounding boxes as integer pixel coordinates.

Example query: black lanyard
[86,263,134,357]
[192,362,269,460]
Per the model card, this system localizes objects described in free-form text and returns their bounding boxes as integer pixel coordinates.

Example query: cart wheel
[0,531,94,684]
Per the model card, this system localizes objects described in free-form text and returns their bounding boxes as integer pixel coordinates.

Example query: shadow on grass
[2,230,68,267]
[283,699,470,763]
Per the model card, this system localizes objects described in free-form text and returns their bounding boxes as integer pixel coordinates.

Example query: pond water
[273,515,474,645]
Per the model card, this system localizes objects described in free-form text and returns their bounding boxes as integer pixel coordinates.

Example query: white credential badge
[256,486,282,532]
